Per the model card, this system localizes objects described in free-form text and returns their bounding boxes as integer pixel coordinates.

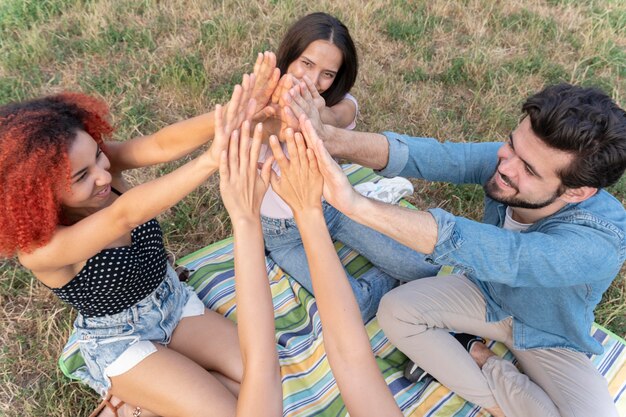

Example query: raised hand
[207,83,255,168]
[219,121,272,221]
[251,51,280,120]
[299,115,361,216]
[271,73,296,107]
[269,74,301,138]
[282,83,329,144]
[268,128,323,215]
[301,75,325,110]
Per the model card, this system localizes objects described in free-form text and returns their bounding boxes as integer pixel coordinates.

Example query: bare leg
[106,308,244,416]
[109,344,237,417]
[168,308,243,393]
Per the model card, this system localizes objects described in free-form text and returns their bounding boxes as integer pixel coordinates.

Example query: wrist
[293,205,324,224]
[322,125,339,156]
[335,190,368,219]
[231,215,262,231]
[199,151,219,172]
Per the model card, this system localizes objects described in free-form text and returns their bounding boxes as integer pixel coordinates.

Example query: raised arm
[283,86,389,168]
[297,116,438,256]
[106,52,279,172]
[268,127,402,417]
[300,75,356,129]
[219,121,282,417]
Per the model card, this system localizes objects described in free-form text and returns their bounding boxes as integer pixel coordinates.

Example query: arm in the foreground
[283,87,390,169]
[219,122,282,417]
[268,127,403,417]
[298,116,438,254]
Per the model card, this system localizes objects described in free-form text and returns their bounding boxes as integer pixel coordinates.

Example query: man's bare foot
[466,343,507,417]
[468,339,496,368]
[485,404,507,417]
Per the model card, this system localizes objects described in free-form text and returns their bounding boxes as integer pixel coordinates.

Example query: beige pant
[377,274,618,417]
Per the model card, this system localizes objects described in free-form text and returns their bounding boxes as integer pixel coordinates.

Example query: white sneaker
[354,177,414,204]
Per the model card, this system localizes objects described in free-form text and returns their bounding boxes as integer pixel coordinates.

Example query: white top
[502,206,533,232]
[260,93,358,219]
[343,93,358,130]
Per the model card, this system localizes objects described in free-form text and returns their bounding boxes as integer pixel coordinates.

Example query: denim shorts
[74,264,205,395]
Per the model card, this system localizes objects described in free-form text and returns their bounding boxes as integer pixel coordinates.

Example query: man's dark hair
[276,12,358,107]
[523,83,626,189]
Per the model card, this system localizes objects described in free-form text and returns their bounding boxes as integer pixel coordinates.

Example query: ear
[560,186,597,203]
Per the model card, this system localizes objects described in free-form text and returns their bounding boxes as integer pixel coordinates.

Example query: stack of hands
[212,51,357,225]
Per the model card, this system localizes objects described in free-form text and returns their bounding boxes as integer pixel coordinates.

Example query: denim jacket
[379,132,626,354]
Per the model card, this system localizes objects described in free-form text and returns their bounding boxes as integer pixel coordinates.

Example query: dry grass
[1,0,625,415]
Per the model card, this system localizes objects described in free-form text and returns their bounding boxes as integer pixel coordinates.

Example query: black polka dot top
[51,219,168,317]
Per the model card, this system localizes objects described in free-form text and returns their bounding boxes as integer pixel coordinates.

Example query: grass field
[1,0,625,415]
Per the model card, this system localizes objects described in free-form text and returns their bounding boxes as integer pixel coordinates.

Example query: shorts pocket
[77,311,135,340]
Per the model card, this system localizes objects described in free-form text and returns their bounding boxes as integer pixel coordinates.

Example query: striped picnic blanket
[59,164,626,416]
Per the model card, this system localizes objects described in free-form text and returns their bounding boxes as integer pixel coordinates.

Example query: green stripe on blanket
[59,164,626,416]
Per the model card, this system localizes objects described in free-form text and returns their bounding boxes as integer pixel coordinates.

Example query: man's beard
[483,172,564,210]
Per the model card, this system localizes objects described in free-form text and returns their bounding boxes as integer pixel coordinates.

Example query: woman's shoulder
[17,236,86,289]
[343,92,358,106]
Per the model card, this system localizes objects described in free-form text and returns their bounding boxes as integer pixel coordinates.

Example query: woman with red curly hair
[0,53,283,417]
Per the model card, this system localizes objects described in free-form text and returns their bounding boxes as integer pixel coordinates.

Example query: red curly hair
[0,93,114,257]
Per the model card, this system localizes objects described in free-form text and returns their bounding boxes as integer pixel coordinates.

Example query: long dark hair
[277,12,358,107]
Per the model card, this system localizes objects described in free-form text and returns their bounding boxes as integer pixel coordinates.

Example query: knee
[376,290,395,321]
[376,289,407,340]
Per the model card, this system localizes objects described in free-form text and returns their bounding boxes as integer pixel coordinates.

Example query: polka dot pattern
[52,219,167,317]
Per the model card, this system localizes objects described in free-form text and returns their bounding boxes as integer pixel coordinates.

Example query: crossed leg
[377,274,617,417]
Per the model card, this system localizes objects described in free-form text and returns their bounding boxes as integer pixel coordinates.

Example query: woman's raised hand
[268,128,323,215]
[298,115,361,217]
[207,81,256,168]
[219,121,272,221]
[281,81,328,143]
[251,52,280,120]
[300,75,325,110]
[271,73,295,107]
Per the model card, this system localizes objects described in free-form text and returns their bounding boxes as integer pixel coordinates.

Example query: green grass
[0,0,624,415]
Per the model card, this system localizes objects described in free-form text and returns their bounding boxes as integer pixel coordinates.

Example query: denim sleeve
[376,132,501,185]
[428,208,623,287]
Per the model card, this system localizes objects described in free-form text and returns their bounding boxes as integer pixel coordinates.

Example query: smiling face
[484,117,573,212]
[286,39,343,94]
[59,130,113,216]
